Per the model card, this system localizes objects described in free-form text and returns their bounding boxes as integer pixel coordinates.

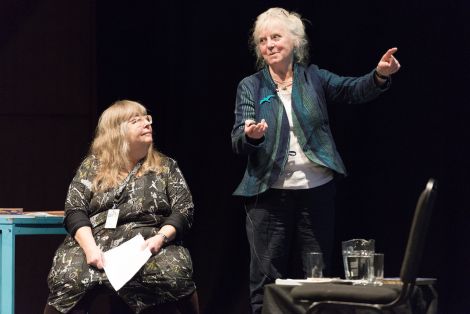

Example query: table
[0,214,66,314]
[262,279,438,314]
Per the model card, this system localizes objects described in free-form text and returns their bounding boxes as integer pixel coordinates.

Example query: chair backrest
[400,178,438,284]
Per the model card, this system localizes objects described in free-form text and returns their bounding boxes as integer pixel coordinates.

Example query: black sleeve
[163,159,195,240]
[63,156,97,237]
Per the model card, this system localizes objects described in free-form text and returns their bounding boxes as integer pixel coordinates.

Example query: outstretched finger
[382,47,398,61]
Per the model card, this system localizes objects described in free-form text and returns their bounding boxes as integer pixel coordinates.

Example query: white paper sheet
[275,278,344,285]
[103,233,152,291]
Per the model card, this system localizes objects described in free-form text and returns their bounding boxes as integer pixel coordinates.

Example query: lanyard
[112,161,142,208]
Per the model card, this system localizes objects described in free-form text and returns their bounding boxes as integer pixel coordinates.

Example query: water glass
[305,252,324,278]
[342,239,375,282]
[345,254,373,282]
[372,253,384,284]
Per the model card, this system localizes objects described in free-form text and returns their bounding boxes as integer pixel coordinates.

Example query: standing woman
[231,8,400,314]
[44,100,198,314]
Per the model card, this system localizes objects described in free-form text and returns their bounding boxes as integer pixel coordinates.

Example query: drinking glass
[342,239,375,282]
[305,252,324,278]
[372,253,384,285]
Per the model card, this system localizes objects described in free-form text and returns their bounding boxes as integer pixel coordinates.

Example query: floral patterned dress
[46,155,196,313]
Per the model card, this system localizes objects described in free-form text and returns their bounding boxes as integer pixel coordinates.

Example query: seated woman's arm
[64,156,103,268]
[145,158,194,254]
[74,226,104,269]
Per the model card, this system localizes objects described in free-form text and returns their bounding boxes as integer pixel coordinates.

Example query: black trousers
[245,180,336,314]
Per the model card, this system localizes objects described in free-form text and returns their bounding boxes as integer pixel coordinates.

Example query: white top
[271,89,333,190]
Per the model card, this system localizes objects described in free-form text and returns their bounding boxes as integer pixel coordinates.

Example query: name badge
[104,209,120,229]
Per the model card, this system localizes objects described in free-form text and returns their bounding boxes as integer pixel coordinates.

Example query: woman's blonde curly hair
[89,99,161,192]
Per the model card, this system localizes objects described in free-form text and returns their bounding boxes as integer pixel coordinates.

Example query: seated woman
[43,100,198,314]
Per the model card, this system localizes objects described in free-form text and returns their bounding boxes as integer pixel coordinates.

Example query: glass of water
[305,252,324,278]
[372,253,384,285]
[342,239,375,283]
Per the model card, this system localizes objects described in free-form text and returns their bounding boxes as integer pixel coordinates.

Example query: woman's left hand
[144,235,165,254]
[376,47,401,77]
[144,225,176,254]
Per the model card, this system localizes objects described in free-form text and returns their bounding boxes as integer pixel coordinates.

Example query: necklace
[273,79,293,91]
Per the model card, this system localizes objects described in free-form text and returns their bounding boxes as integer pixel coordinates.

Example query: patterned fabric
[231,63,390,196]
[46,155,196,313]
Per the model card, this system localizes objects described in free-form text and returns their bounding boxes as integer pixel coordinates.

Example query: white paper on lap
[103,233,152,291]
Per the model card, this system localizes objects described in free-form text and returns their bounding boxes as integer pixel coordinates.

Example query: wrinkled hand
[84,246,105,269]
[144,235,165,254]
[376,47,401,77]
[245,119,268,140]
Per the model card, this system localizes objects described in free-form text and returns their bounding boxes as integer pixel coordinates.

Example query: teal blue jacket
[231,63,389,197]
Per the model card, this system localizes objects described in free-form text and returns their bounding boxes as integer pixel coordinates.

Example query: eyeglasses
[127,114,152,126]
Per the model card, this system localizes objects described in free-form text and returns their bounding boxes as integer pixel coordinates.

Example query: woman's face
[125,114,153,148]
[258,23,295,69]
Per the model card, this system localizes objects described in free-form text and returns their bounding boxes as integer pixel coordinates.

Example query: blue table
[0,214,66,314]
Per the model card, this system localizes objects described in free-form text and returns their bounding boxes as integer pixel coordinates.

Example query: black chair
[291,178,438,313]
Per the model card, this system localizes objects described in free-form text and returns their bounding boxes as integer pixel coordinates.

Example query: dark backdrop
[1,0,468,313]
[96,1,469,313]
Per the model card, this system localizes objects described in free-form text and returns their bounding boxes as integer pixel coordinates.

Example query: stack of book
[0,208,23,215]
[0,209,64,216]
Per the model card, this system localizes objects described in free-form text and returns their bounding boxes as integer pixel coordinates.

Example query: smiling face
[251,8,309,70]
[257,23,295,70]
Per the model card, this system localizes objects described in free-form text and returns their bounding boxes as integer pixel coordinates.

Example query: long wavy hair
[89,100,161,192]
[251,7,310,70]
